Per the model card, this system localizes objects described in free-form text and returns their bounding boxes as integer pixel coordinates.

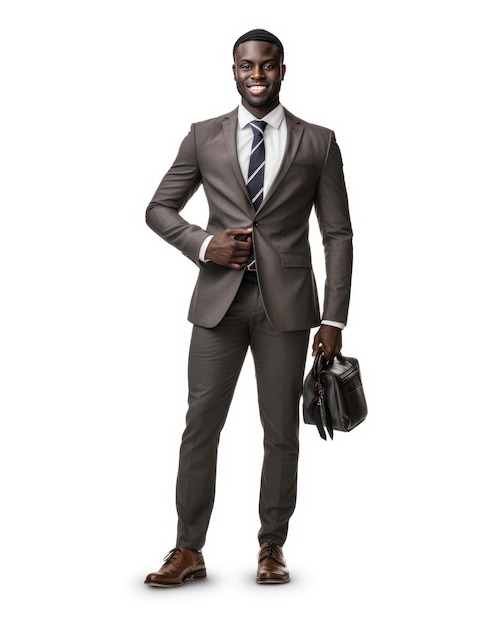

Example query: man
[144,29,353,586]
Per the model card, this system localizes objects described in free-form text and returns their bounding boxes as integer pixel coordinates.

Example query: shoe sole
[256,577,290,584]
[144,569,207,588]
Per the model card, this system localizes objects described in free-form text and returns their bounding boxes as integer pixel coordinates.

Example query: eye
[240,64,252,70]
[263,64,274,70]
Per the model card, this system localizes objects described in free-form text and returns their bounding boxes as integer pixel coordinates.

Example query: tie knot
[250,120,267,136]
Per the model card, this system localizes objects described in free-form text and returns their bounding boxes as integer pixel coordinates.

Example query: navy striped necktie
[245,120,267,271]
[247,120,267,211]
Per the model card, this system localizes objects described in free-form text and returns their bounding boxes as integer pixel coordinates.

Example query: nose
[250,65,264,79]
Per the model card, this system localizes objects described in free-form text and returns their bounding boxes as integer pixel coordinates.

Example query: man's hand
[312,325,342,361]
[205,228,253,270]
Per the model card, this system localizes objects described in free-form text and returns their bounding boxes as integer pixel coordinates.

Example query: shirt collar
[237,103,285,130]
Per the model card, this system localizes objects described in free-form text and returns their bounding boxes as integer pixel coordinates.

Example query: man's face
[233,40,286,118]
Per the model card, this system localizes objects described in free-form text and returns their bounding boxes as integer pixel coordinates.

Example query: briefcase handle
[312,351,344,378]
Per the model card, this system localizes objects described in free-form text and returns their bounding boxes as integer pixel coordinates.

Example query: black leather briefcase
[303,353,368,440]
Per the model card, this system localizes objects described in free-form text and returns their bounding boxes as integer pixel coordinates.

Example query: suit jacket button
[253,222,259,227]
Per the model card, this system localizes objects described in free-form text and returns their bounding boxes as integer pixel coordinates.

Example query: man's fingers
[229,228,253,242]
[234,238,252,249]
[234,233,253,243]
[311,337,320,356]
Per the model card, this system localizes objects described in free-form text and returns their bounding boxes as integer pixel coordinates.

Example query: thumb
[230,227,253,236]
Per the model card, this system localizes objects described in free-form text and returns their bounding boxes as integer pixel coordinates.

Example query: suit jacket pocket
[280,253,312,268]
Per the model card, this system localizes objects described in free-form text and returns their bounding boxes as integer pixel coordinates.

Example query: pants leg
[175,280,251,549]
[250,298,309,546]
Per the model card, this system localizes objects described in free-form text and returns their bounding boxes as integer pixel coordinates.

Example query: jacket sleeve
[145,124,210,266]
[314,131,353,325]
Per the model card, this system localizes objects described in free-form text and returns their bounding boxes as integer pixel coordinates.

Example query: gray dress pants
[176,274,309,549]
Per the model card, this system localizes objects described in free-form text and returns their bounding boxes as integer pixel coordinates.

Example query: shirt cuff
[321,320,346,330]
[199,235,214,263]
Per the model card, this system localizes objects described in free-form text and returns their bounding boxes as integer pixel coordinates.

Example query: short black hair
[233,29,284,61]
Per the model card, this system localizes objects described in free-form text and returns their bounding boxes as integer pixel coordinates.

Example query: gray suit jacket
[146,107,353,331]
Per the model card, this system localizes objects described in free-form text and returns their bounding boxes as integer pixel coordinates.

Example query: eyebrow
[238,58,278,64]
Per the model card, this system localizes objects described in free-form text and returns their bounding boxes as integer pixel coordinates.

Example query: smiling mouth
[248,84,267,94]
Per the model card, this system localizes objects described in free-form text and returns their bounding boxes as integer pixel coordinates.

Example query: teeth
[249,85,266,92]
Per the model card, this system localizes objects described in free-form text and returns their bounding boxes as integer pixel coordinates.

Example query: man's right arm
[145,125,211,266]
[146,126,253,270]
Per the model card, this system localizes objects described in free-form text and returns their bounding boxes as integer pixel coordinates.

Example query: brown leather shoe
[256,541,290,584]
[144,548,206,587]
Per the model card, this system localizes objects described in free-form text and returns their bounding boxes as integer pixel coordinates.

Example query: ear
[281,64,286,80]
[232,64,236,80]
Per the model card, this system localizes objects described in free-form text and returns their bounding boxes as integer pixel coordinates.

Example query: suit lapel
[222,110,249,199]
[256,109,304,215]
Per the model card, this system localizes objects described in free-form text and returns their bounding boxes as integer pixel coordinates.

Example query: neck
[241,99,280,119]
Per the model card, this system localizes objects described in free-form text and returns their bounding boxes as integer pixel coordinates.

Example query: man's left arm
[312,130,353,360]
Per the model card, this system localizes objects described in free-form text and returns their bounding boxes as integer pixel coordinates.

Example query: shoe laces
[163,548,184,566]
[260,542,283,563]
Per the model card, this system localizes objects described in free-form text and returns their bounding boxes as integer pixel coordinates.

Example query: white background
[1,0,500,623]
